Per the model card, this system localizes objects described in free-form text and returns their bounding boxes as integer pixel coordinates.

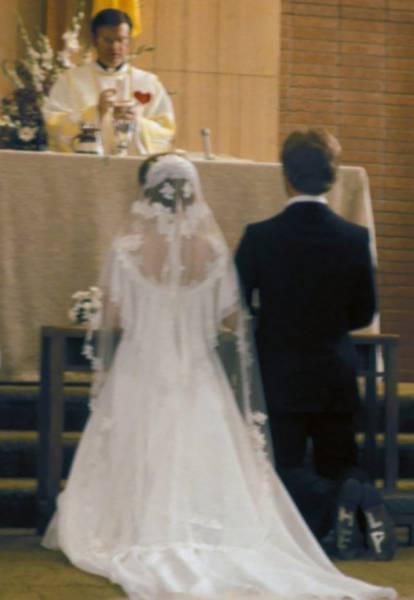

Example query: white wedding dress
[43,155,396,600]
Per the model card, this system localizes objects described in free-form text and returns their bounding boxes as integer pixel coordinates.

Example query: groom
[236,128,395,559]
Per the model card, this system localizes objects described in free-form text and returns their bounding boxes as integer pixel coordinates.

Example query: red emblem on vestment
[134,91,152,104]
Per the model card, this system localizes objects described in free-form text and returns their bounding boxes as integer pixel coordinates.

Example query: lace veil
[85,153,274,466]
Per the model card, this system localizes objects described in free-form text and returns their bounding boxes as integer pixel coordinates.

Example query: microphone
[200,128,215,160]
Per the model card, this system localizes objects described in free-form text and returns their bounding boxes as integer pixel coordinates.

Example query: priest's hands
[98,88,116,118]
[98,89,136,122]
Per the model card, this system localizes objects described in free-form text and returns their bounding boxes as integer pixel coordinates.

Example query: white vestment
[43,62,175,154]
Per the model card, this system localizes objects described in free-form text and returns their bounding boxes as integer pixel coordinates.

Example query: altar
[0,150,377,380]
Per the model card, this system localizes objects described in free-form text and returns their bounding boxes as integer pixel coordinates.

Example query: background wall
[280,0,414,381]
[136,0,280,161]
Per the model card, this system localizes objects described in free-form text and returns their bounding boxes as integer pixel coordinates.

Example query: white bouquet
[68,286,102,325]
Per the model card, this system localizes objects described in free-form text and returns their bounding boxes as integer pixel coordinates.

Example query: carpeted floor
[338,549,414,599]
[0,535,123,600]
[0,535,413,600]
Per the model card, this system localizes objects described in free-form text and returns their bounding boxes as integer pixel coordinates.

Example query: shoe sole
[335,505,362,560]
[363,508,396,561]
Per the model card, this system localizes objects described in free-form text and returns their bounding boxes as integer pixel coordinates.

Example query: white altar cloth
[0,150,377,379]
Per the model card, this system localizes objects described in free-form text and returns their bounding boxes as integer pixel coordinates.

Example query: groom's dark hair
[282,128,341,195]
[91,9,133,35]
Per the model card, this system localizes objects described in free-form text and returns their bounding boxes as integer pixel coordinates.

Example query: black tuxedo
[236,200,376,414]
[236,200,377,537]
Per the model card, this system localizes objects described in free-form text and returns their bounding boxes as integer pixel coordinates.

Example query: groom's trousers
[270,411,367,538]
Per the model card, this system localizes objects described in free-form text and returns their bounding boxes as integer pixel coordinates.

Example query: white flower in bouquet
[89,286,103,300]
[69,286,103,325]
[72,290,90,301]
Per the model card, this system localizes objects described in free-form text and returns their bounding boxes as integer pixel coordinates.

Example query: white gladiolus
[27,48,40,60]
[57,50,73,69]
[62,31,80,53]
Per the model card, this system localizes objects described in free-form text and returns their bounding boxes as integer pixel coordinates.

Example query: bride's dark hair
[138,153,169,188]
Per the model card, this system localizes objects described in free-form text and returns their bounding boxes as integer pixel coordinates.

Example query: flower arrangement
[68,287,103,325]
[0,1,87,151]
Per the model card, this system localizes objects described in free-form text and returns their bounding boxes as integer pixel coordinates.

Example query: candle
[115,76,130,101]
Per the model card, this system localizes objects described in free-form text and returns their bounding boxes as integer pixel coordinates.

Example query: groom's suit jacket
[235,200,377,415]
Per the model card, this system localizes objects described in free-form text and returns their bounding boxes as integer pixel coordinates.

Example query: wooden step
[1,382,414,431]
[1,431,414,479]
[0,431,80,479]
[0,384,90,431]
[1,477,413,531]
[0,479,36,528]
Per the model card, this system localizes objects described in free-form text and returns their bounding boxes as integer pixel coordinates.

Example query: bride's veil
[85,152,274,468]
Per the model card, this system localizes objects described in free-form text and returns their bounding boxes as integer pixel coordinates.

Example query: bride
[43,153,396,600]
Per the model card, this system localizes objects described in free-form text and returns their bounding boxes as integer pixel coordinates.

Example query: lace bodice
[110,235,239,352]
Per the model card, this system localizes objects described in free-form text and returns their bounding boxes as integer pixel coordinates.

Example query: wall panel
[281,0,414,381]
[150,0,281,161]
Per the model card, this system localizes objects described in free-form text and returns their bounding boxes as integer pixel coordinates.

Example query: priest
[43,9,175,155]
